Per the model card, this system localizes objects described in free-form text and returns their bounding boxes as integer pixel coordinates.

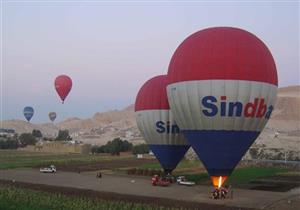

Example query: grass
[137,159,292,187]
[0,150,133,169]
[226,167,289,186]
[138,159,202,170]
[180,167,289,186]
[0,150,293,188]
[183,173,209,184]
[0,185,185,210]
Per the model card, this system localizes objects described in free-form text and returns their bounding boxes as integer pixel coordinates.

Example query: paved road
[0,169,299,209]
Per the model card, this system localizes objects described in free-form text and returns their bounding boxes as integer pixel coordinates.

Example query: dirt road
[0,169,299,209]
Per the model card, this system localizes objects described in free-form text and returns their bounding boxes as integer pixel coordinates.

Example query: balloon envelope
[48,112,57,122]
[55,75,72,103]
[167,27,278,187]
[23,106,34,122]
[135,75,190,174]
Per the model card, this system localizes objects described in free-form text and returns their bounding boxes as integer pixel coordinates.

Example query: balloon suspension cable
[62,101,64,104]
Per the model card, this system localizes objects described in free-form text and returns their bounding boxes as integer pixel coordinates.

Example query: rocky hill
[1,104,140,145]
[247,85,300,160]
[268,86,300,129]
[1,86,299,154]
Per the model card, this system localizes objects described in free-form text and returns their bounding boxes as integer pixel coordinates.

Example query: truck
[176,176,195,186]
[40,165,56,173]
[151,175,170,186]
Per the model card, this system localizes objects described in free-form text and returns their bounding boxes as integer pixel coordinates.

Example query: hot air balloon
[135,75,190,175]
[54,75,72,104]
[23,106,34,122]
[167,27,278,188]
[48,112,57,122]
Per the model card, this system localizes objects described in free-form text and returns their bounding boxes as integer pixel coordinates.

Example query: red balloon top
[54,75,72,102]
[135,75,170,111]
[168,27,278,86]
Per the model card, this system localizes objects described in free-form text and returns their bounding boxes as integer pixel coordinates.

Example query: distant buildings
[0,128,16,138]
[21,141,91,154]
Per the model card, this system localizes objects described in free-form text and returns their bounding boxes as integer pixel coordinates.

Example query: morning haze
[2,1,299,122]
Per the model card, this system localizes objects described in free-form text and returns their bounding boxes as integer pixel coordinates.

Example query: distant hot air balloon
[135,75,190,175]
[23,106,34,122]
[167,27,278,188]
[48,112,57,122]
[54,75,72,104]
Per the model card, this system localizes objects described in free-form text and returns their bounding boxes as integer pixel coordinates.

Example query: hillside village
[1,86,299,160]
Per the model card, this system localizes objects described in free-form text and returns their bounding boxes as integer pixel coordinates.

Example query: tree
[19,133,37,147]
[32,129,42,138]
[91,146,98,154]
[107,138,122,155]
[132,144,149,155]
[55,130,72,141]
[0,138,18,149]
[108,138,133,155]
[121,140,133,152]
[91,138,133,155]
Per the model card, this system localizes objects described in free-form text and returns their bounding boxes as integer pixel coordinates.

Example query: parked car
[40,165,56,173]
[176,176,195,186]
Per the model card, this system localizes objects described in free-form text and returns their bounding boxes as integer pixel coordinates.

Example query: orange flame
[211,176,228,188]
[218,176,222,188]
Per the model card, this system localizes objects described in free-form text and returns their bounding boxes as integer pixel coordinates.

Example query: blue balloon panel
[183,130,260,176]
[23,106,34,122]
[149,144,190,173]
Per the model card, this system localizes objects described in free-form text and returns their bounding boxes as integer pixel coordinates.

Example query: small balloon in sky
[48,112,57,122]
[23,106,34,122]
[54,75,72,104]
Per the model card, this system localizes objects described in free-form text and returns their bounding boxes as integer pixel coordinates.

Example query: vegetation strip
[0,184,176,210]
[0,150,140,170]
[0,180,255,210]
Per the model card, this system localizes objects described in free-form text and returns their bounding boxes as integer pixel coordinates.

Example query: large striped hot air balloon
[167,27,278,188]
[135,75,190,174]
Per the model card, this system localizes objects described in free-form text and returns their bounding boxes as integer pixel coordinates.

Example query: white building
[0,128,16,138]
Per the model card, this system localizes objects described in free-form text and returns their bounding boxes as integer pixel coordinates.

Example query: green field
[0,150,132,169]
[138,159,291,187]
[139,159,202,171]
[0,150,294,188]
[226,167,288,186]
[0,185,183,210]
[180,167,289,186]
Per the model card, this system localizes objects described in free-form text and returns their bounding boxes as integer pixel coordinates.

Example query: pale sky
[1,1,299,122]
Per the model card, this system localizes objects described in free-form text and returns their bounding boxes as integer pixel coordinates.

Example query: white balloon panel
[135,110,188,145]
[167,80,277,132]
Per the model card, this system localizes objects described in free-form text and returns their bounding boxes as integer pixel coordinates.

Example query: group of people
[211,186,232,199]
